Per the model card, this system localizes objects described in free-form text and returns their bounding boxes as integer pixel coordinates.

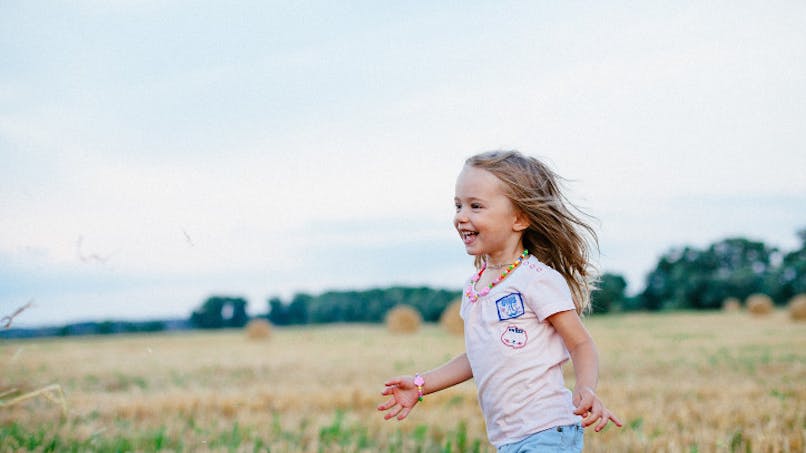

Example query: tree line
[4,231,802,338]
[188,229,805,328]
[593,230,805,313]
[265,287,460,325]
[185,287,461,329]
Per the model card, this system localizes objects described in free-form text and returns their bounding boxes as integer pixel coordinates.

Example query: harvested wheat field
[1,311,804,452]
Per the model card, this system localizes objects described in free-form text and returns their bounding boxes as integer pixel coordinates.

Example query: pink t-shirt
[460,256,581,447]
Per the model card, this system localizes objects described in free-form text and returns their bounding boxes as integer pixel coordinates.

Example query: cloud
[1,1,804,325]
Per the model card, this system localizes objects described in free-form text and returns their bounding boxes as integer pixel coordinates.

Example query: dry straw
[722,297,741,312]
[746,293,774,315]
[788,294,806,321]
[0,385,67,417]
[439,299,463,336]
[245,318,272,340]
[385,305,422,334]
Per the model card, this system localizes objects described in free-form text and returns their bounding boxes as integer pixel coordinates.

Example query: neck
[485,248,528,268]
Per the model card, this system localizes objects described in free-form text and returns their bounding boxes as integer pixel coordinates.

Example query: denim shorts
[497,423,584,453]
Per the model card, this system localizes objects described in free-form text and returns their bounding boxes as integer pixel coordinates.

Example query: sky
[1,1,805,327]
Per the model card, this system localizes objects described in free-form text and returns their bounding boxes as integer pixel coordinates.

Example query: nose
[454,207,469,225]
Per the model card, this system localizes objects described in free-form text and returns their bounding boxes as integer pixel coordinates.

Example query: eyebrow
[454,196,484,202]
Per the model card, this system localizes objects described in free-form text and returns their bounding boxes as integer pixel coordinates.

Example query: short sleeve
[523,267,576,322]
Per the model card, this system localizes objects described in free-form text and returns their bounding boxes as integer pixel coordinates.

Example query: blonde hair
[465,150,598,314]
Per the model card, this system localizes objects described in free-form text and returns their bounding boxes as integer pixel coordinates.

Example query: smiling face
[453,165,528,264]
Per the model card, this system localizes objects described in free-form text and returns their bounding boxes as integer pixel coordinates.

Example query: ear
[513,210,529,232]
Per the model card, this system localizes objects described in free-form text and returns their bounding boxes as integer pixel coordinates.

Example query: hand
[573,386,623,432]
[377,376,421,421]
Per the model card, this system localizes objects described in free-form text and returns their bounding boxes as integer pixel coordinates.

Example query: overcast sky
[2,1,804,327]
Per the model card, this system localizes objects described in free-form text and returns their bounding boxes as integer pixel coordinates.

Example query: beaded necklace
[465,249,529,303]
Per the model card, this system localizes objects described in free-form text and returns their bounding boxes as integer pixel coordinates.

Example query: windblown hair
[465,150,599,315]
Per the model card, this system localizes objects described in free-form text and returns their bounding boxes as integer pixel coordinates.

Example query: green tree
[640,238,777,310]
[97,321,115,335]
[770,229,806,303]
[226,298,249,327]
[591,273,628,313]
[267,297,289,325]
[264,286,461,324]
[287,294,311,324]
[190,296,249,329]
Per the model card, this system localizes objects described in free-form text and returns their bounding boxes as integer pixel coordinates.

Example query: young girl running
[378,150,622,452]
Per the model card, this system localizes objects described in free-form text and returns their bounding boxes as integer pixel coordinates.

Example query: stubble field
[1,311,804,452]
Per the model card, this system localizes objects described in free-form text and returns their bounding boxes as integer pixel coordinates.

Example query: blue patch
[496,293,525,321]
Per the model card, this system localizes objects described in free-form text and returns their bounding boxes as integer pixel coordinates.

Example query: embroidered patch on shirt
[495,292,525,321]
[501,324,528,349]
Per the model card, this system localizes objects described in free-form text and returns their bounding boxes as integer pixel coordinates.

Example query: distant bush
[385,305,422,334]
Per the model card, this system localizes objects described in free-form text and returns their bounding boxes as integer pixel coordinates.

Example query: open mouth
[460,230,478,243]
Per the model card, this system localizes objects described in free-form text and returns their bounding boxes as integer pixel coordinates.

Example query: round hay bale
[440,299,463,336]
[245,318,272,340]
[385,305,422,334]
[722,297,741,312]
[746,293,774,316]
[788,294,806,321]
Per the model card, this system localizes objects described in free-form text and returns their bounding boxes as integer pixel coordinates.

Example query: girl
[378,151,622,452]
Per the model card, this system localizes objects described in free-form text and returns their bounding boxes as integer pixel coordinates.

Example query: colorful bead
[414,374,425,402]
[466,250,529,303]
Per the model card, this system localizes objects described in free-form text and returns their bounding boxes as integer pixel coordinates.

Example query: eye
[471,202,482,210]
[454,201,462,211]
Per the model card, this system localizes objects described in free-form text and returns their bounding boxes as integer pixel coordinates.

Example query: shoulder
[521,257,567,287]
[519,257,574,320]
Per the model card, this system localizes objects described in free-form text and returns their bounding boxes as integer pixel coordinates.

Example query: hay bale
[245,318,272,340]
[385,305,422,334]
[722,297,741,312]
[788,294,806,321]
[440,299,464,336]
[746,294,774,316]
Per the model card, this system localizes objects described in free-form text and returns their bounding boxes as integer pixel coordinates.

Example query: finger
[594,414,610,432]
[573,397,592,415]
[609,412,624,427]
[384,404,403,421]
[397,406,412,420]
[383,378,403,387]
[381,386,396,396]
[581,405,602,428]
[377,397,396,411]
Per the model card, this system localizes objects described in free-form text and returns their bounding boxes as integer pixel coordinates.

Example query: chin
[463,247,482,257]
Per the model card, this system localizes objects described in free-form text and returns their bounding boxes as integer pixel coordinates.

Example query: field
[1,311,804,452]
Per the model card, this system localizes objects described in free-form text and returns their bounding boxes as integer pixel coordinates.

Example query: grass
[1,311,804,452]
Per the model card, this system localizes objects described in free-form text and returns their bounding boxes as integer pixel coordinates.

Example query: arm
[377,353,472,421]
[548,310,623,432]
